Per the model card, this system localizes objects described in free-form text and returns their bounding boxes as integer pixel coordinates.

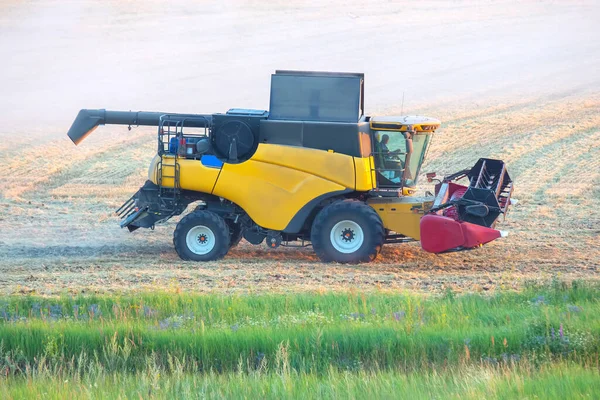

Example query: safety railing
[158,115,211,159]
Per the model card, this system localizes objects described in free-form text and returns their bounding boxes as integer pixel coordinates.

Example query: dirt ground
[0,0,599,295]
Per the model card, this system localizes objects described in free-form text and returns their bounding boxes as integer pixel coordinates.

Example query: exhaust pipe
[67,109,212,145]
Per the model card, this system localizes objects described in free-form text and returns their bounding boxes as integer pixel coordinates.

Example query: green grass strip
[1,362,599,400]
[0,281,598,374]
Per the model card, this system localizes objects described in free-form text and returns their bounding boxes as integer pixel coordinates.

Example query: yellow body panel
[252,144,356,189]
[354,156,376,191]
[367,197,433,240]
[214,159,344,230]
[148,144,379,231]
[213,143,364,230]
[148,155,220,194]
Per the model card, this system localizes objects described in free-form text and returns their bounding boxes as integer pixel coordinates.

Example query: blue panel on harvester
[201,155,224,168]
[169,137,179,154]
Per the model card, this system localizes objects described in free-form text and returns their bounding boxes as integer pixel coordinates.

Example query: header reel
[421,158,514,253]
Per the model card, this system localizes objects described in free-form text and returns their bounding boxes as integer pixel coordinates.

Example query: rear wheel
[173,211,230,261]
[311,200,384,263]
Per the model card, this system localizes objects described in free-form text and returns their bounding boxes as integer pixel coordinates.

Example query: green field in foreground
[1,364,599,399]
[1,281,599,398]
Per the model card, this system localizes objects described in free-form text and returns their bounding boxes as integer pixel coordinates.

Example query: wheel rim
[330,220,364,254]
[186,225,216,255]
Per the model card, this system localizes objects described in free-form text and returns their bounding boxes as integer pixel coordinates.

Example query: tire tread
[173,211,230,261]
[311,200,384,263]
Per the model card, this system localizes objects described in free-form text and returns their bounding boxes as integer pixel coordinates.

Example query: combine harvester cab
[66,70,514,263]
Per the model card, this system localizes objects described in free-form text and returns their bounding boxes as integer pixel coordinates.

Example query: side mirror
[426,172,437,182]
[196,138,211,155]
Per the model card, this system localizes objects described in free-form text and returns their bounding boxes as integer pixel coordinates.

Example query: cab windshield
[373,131,430,188]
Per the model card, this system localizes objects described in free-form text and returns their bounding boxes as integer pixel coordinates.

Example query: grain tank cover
[269,70,364,123]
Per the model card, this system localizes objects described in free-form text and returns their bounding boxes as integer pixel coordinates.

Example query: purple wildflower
[532,295,546,305]
[482,356,498,365]
[568,305,582,313]
[559,324,564,339]
[88,304,102,318]
[393,311,405,321]
[49,304,62,319]
[143,306,159,318]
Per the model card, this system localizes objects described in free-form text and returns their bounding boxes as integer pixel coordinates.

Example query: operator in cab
[379,134,405,182]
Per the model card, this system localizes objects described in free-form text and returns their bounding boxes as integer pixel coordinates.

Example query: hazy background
[0,0,599,294]
[1,0,599,129]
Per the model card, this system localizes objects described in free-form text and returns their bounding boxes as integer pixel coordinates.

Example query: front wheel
[311,200,385,263]
[173,211,230,261]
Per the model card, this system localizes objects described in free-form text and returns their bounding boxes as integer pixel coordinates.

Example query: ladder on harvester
[156,116,184,216]
[156,155,180,215]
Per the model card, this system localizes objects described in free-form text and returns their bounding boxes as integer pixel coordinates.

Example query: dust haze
[1,0,598,127]
[0,0,599,294]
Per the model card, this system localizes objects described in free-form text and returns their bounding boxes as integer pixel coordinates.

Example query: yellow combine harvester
[67,71,513,263]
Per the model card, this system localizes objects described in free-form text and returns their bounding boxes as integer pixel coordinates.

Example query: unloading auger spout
[67,109,213,145]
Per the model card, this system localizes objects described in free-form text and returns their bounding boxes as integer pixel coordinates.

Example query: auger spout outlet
[67,109,212,145]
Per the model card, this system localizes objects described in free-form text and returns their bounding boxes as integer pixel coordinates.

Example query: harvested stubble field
[0,0,598,295]
[0,90,599,295]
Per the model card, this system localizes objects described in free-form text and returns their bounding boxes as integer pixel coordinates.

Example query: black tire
[310,200,384,263]
[173,211,230,261]
[226,219,243,247]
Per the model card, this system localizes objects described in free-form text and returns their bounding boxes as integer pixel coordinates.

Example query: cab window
[373,130,407,186]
